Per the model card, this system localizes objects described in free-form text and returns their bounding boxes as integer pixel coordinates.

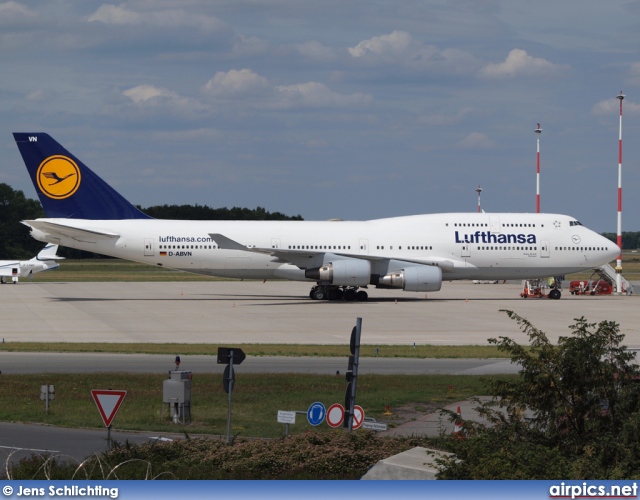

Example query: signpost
[344,318,362,431]
[91,389,127,451]
[278,410,297,436]
[40,385,54,414]
[217,347,246,444]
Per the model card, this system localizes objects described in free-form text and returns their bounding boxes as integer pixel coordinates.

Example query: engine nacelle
[305,259,371,286]
[377,265,442,292]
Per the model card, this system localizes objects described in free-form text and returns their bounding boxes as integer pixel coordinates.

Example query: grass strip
[0,372,512,439]
[0,342,509,358]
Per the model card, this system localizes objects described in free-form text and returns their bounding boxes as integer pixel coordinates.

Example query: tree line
[0,183,302,259]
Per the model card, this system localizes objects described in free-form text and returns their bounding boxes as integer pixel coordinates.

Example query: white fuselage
[25,212,618,284]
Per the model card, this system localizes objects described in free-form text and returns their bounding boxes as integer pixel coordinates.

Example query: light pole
[615,92,624,294]
[535,123,542,213]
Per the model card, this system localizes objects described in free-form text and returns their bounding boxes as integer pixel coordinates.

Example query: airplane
[0,243,63,284]
[13,132,619,300]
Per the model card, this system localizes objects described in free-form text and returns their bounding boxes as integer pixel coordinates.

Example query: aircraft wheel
[327,289,338,301]
[310,287,317,299]
[314,289,326,300]
[548,289,561,300]
[356,290,368,301]
[344,289,356,301]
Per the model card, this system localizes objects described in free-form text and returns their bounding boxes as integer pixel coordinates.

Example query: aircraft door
[144,238,154,256]
[359,239,369,255]
[541,241,550,258]
[461,244,471,258]
[271,239,280,249]
[490,215,501,233]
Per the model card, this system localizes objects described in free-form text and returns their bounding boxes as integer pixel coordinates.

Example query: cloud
[87,3,226,32]
[478,49,569,79]
[417,107,475,127]
[204,69,372,109]
[122,85,180,103]
[25,89,59,102]
[87,4,141,25]
[0,2,34,19]
[275,82,371,108]
[348,30,480,75]
[625,62,640,86]
[109,84,206,126]
[204,69,272,99]
[294,41,336,62]
[591,96,640,115]
[458,132,495,150]
[349,30,412,59]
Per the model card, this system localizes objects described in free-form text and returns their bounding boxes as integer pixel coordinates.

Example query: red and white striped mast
[535,123,542,213]
[615,91,624,294]
[476,185,482,213]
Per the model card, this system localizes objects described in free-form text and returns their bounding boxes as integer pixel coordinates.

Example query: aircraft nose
[603,236,621,261]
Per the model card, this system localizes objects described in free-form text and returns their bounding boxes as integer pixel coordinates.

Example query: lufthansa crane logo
[36,156,81,199]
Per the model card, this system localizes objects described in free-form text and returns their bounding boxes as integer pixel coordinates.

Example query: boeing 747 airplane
[13,133,619,300]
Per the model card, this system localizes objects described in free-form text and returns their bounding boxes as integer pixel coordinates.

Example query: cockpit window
[569,220,583,227]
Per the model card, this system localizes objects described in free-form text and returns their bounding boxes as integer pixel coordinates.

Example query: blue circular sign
[307,402,326,426]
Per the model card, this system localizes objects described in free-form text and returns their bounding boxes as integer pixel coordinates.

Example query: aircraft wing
[22,220,120,243]
[209,233,455,271]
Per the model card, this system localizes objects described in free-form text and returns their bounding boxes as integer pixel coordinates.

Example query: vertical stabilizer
[13,133,151,220]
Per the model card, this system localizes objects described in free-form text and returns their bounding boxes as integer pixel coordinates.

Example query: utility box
[162,370,192,424]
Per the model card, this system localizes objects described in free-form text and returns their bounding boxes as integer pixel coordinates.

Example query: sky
[1,1,640,233]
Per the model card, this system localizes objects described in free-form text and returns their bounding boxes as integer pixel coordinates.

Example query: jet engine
[305,258,371,286]
[376,265,442,292]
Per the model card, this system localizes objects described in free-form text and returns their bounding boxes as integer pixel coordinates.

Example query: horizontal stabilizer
[23,220,120,243]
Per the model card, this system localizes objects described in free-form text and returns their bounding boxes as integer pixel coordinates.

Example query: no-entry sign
[326,403,345,428]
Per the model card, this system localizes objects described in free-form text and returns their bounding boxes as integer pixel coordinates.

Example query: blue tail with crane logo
[13,133,151,220]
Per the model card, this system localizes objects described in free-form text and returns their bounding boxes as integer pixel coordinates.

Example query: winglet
[209,233,248,251]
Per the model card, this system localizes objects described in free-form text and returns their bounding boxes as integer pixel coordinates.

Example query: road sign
[217,347,246,365]
[91,389,127,427]
[352,405,365,430]
[326,403,345,428]
[277,411,296,424]
[307,402,326,426]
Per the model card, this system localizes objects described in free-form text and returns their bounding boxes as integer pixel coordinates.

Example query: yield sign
[91,389,127,427]
[352,405,365,430]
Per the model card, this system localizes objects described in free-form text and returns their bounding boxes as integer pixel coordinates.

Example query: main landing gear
[309,285,368,301]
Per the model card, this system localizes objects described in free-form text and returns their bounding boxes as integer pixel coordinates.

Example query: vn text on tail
[13,132,619,300]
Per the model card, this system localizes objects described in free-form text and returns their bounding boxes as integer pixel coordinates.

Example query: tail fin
[36,244,65,261]
[13,133,151,220]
